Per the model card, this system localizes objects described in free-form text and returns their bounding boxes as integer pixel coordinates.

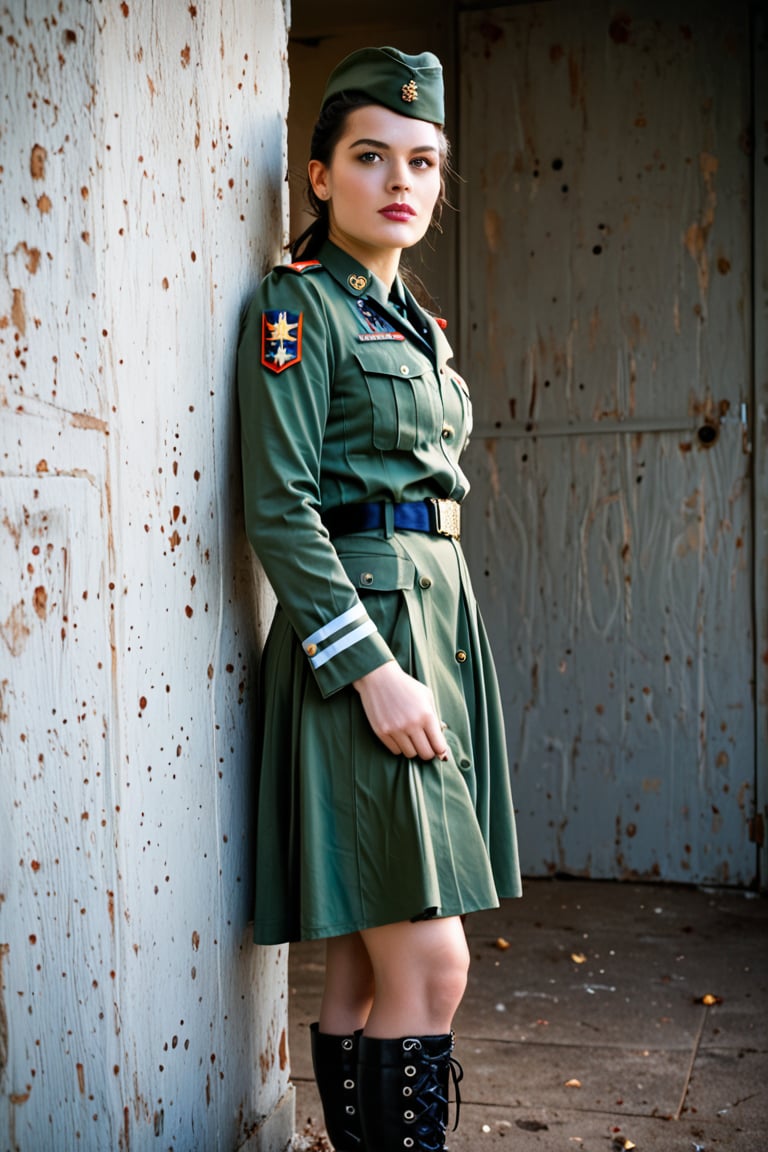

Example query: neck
[327,230,402,291]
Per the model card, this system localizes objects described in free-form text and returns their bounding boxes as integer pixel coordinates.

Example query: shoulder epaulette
[280,259,323,274]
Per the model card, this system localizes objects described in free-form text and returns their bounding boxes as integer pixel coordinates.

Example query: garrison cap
[321,46,444,127]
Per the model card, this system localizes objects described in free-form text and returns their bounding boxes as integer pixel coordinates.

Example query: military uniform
[238,239,521,944]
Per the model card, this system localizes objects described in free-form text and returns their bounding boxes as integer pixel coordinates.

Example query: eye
[357,151,381,164]
[410,156,435,169]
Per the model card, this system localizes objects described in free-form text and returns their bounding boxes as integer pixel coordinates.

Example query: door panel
[460,1,755,883]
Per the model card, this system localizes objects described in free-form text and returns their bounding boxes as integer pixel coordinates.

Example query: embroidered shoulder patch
[261,310,303,373]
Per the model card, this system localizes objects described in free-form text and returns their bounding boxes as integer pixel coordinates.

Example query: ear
[308,159,330,201]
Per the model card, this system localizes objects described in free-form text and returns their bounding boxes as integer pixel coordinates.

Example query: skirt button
[455,649,467,663]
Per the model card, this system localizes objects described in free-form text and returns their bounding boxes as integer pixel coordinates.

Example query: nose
[388,159,411,192]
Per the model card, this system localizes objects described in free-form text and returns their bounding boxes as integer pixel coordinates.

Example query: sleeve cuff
[310,627,395,698]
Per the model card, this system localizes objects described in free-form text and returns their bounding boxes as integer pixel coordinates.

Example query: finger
[422,714,450,761]
[377,731,403,756]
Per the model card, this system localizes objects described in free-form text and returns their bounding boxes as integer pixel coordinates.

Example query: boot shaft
[357,1033,462,1152]
[310,1023,364,1151]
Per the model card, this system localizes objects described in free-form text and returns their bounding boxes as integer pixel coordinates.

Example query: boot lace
[401,1039,464,1150]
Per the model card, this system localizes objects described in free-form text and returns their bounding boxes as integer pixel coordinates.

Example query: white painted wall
[0,2,293,1148]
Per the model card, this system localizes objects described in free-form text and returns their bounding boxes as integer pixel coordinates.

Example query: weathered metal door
[460,1,756,884]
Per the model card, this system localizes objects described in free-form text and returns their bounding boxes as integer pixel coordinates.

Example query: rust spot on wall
[279,1027,288,1071]
[71,411,108,433]
[33,586,47,620]
[609,13,632,44]
[180,44,191,68]
[259,1040,274,1084]
[684,152,719,300]
[191,930,200,951]
[1,602,31,657]
[76,1062,86,1094]
[120,1,130,16]
[37,194,52,215]
[11,289,26,336]
[30,144,47,180]
[478,21,505,48]
[15,242,41,275]
[0,942,9,1078]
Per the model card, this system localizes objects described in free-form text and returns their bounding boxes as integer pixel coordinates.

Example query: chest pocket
[353,344,437,451]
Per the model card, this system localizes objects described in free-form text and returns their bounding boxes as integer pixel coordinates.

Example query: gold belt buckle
[430,498,461,539]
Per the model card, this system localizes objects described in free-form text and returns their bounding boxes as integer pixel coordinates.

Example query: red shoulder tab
[284,260,322,273]
[435,317,448,330]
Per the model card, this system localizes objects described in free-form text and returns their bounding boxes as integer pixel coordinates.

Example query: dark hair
[290,92,451,269]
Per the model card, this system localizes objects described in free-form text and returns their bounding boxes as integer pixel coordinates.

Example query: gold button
[441,425,455,440]
[419,575,432,589]
[361,572,374,586]
[455,650,467,663]
[400,364,410,376]
[306,643,317,657]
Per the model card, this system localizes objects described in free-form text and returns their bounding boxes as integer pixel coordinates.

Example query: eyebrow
[348,137,439,154]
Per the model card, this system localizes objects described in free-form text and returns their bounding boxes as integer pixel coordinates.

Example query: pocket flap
[340,552,416,591]
[353,343,427,380]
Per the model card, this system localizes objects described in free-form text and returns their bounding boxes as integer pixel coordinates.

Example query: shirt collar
[318,240,398,309]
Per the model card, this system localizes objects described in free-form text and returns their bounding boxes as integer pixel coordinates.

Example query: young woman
[238,47,521,1152]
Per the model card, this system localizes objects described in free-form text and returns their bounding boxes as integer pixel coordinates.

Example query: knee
[422,935,470,1019]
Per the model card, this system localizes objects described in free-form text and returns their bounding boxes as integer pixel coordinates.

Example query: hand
[353,660,449,761]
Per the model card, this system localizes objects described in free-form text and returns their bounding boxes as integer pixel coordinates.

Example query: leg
[360,916,469,1037]
[311,932,374,1151]
[319,931,375,1034]
[356,917,468,1151]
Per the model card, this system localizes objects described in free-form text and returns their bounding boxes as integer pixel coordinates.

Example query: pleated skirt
[252,530,521,944]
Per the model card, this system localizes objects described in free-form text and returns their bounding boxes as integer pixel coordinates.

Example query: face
[308,104,443,275]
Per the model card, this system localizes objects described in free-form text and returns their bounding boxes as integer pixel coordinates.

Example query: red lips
[379,203,416,218]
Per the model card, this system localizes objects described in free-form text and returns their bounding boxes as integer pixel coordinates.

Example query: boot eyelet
[402,1086,413,1096]
[341,1039,354,1051]
[404,1141,415,1149]
[345,1105,356,1115]
[404,1065,416,1076]
[403,1109,415,1121]
[343,1078,355,1089]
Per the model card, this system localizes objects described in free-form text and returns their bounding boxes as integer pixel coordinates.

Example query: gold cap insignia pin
[401,79,419,103]
[348,273,367,291]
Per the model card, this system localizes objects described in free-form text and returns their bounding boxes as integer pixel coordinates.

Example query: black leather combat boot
[357,1032,463,1151]
[310,1022,364,1150]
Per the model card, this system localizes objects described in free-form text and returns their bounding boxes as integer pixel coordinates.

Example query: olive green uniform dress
[238,239,521,944]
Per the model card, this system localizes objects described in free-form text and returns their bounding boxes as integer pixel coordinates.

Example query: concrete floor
[287,879,768,1151]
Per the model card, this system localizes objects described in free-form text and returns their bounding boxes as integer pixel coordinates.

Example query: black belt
[322,498,461,540]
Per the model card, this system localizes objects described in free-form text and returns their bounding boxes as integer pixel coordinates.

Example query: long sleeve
[237,268,395,697]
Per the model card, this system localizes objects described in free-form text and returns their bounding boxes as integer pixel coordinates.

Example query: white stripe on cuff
[303,602,368,649]
[309,619,377,669]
